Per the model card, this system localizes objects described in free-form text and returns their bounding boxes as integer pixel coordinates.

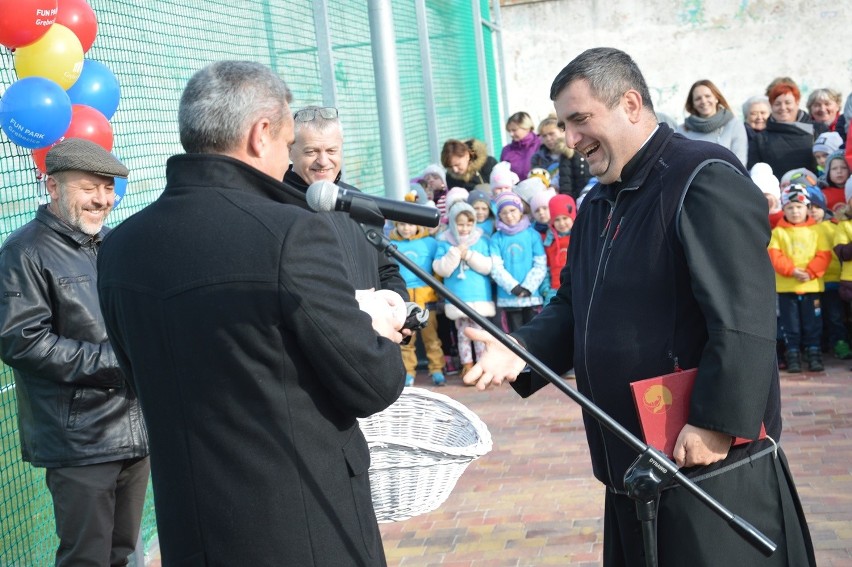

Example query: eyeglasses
[294,107,338,122]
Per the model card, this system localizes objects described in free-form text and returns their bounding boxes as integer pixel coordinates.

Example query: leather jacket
[0,206,148,467]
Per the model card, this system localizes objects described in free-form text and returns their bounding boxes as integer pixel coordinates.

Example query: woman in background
[499,111,541,179]
[677,79,748,165]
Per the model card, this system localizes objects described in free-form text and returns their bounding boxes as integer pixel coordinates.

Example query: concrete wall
[497,0,851,133]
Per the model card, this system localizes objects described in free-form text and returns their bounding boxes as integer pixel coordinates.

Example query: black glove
[511,285,531,297]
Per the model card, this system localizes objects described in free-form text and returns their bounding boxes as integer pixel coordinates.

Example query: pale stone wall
[498,0,851,135]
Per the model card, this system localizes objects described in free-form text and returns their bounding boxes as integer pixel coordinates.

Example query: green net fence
[0,1,504,564]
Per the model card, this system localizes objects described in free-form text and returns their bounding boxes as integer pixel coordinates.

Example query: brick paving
[143,357,852,566]
[378,359,852,566]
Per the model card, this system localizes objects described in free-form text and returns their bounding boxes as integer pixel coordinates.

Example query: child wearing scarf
[432,201,494,378]
[489,191,546,332]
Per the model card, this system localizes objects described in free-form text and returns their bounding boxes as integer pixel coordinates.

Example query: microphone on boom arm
[306,180,440,228]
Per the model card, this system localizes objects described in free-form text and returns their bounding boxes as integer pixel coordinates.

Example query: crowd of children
[754,127,852,373]
[397,145,585,385]
[398,101,852,383]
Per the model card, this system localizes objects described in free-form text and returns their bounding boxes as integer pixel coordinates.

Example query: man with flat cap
[0,138,149,567]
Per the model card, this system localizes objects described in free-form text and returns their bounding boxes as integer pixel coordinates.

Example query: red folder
[630,368,766,459]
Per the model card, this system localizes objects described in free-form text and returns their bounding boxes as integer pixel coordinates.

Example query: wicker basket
[357,387,492,523]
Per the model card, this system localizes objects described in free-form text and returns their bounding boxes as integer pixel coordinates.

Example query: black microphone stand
[345,197,776,566]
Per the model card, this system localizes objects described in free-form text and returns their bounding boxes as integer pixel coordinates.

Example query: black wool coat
[98,154,406,566]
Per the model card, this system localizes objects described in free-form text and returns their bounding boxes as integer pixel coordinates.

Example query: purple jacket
[500,131,542,179]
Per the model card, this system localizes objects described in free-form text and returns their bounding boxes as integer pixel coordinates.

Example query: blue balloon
[0,77,72,149]
[113,175,128,209]
[66,60,121,120]
[110,152,128,209]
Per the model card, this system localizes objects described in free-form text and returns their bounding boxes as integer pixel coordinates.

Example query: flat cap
[46,138,129,178]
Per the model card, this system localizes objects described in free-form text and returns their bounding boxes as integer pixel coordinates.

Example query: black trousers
[45,456,150,567]
[603,447,815,567]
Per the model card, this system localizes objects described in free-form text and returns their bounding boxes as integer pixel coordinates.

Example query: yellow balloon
[14,24,84,90]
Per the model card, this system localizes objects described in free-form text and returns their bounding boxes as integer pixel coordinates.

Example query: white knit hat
[813,131,843,156]
[749,162,780,199]
[419,163,446,185]
[513,176,547,205]
[490,161,518,190]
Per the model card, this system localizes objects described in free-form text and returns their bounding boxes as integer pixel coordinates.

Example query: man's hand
[672,424,731,468]
[461,327,527,390]
[355,289,404,343]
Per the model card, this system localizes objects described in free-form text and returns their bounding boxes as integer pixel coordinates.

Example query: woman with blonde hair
[499,111,541,179]
[529,115,591,199]
[806,88,843,131]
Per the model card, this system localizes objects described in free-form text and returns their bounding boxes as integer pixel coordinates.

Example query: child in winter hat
[812,131,844,174]
[489,161,519,197]
[780,184,811,208]
[750,162,782,225]
[513,176,547,209]
[444,187,470,211]
[529,187,557,234]
[770,183,832,372]
[541,194,577,303]
[781,167,819,189]
[467,188,494,235]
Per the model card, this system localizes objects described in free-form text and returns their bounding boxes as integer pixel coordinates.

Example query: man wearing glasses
[284,106,408,311]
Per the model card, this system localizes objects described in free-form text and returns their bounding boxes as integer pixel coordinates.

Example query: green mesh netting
[0,1,503,564]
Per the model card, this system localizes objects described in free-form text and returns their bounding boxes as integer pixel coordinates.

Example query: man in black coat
[463,48,815,566]
[97,61,406,566]
[284,105,407,302]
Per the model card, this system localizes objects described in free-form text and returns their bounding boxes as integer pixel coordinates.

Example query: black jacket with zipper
[512,124,781,487]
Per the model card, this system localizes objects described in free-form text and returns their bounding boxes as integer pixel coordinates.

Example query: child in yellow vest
[807,185,852,359]
[768,184,832,372]
[831,178,852,368]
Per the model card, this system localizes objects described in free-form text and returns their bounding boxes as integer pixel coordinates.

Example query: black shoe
[785,350,802,373]
[806,347,824,372]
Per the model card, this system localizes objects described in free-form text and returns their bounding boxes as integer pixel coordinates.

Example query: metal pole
[368,0,409,200]
[415,0,440,164]
[471,0,495,157]
[490,0,509,127]
[312,0,344,179]
[312,0,338,108]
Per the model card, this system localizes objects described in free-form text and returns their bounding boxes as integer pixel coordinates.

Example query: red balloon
[32,144,52,173]
[55,0,97,52]
[65,104,113,151]
[0,0,58,49]
[31,104,112,173]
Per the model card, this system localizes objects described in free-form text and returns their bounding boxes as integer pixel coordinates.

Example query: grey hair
[179,61,292,154]
[806,88,842,111]
[742,95,770,117]
[549,47,654,113]
[292,105,344,142]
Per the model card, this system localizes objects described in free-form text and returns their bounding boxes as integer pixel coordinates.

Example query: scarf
[443,225,483,247]
[495,215,530,236]
[684,107,733,133]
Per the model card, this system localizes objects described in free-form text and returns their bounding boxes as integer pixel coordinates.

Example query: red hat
[548,194,577,222]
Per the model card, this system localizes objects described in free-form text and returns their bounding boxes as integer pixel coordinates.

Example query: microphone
[306,181,440,228]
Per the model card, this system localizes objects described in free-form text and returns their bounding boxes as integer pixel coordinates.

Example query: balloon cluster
[0,0,121,182]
